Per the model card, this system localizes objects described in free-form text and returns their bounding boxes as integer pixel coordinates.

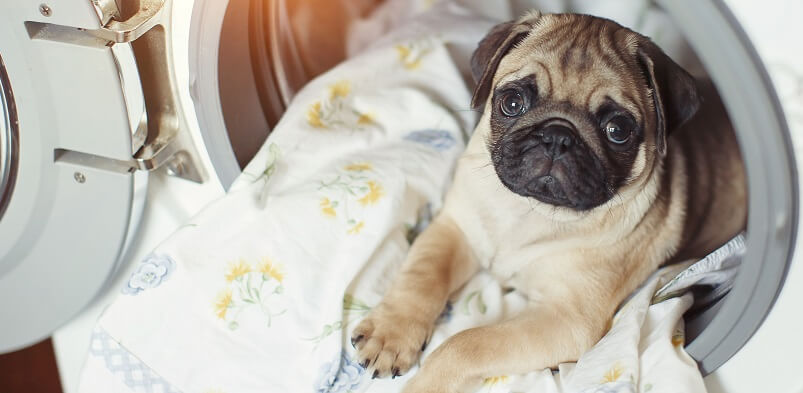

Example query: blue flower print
[404,129,456,151]
[406,203,433,244]
[314,350,366,393]
[122,253,176,295]
[436,301,454,324]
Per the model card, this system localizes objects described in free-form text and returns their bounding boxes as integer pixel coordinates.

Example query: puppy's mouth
[527,175,569,205]
[520,166,590,210]
[489,127,611,211]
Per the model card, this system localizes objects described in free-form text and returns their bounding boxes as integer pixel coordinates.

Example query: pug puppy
[351,11,746,393]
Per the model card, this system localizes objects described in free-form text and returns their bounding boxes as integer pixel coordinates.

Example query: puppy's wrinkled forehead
[494,14,645,119]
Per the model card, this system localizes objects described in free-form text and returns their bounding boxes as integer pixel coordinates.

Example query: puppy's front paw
[351,304,432,379]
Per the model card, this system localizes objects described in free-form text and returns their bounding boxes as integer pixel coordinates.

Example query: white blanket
[80,2,720,393]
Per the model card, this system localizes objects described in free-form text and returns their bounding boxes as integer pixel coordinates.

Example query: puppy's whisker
[451,108,483,114]
[471,163,493,173]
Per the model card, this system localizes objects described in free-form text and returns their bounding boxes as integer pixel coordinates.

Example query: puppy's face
[471,13,699,211]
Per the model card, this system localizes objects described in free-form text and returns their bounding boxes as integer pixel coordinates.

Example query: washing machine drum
[191,0,799,375]
[1,0,800,382]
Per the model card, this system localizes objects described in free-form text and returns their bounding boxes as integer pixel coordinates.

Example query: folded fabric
[654,233,746,307]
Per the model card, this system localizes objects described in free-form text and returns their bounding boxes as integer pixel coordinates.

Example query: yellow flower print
[306,80,376,130]
[483,376,509,386]
[216,258,286,328]
[320,197,337,217]
[258,258,284,283]
[357,113,374,125]
[348,221,365,235]
[214,289,232,319]
[225,260,252,282]
[395,41,434,70]
[396,44,422,70]
[601,363,624,383]
[318,164,385,235]
[358,181,384,206]
[344,162,373,172]
[307,101,325,128]
[328,80,351,99]
[672,329,685,347]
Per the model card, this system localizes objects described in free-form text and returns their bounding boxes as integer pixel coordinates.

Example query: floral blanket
[79,1,723,393]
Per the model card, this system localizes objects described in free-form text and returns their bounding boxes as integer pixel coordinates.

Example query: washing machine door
[671,0,803,391]
[0,0,205,353]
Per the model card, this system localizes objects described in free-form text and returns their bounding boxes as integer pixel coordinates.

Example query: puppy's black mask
[487,79,639,210]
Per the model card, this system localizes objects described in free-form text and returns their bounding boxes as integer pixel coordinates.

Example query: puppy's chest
[483,230,582,285]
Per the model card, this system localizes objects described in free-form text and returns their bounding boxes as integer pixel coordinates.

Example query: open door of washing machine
[0,0,208,353]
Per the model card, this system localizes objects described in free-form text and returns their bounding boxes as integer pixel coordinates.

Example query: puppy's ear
[637,39,700,156]
[470,12,540,109]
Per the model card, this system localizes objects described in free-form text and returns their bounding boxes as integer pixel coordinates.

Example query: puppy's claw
[351,335,364,348]
[352,306,431,381]
[421,340,428,351]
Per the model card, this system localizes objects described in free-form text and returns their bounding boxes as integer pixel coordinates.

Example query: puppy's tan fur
[352,12,745,393]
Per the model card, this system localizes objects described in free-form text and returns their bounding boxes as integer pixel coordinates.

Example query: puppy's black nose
[537,125,574,159]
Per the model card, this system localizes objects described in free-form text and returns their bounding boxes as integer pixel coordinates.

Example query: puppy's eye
[604,118,632,144]
[499,91,526,117]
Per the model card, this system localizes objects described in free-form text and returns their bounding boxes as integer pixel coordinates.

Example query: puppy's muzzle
[492,118,609,210]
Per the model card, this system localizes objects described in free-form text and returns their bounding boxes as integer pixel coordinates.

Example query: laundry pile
[79,1,739,392]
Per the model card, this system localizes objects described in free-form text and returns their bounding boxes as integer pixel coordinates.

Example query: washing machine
[0,0,800,392]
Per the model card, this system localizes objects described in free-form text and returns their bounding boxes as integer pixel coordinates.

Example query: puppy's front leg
[403,299,608,393]
[352,216,478,378]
